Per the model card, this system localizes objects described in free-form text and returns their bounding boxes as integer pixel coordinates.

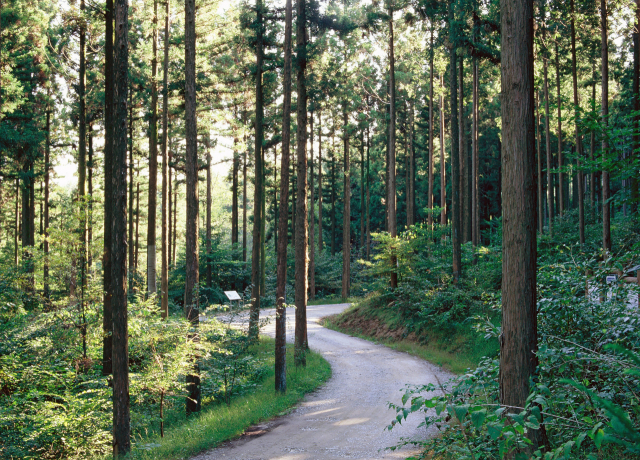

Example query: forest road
[192,303,454,460]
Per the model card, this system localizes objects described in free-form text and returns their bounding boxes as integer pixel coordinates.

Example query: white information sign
[224,291,241,301]
[605,275,617,284]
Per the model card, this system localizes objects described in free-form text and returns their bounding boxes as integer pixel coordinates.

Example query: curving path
[193,303,453,460]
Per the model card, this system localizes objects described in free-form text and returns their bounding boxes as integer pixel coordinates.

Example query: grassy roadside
[320,298,498,375]
[127,337,331,460]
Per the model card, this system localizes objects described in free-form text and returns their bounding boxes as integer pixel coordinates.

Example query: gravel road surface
[192,303,454,460]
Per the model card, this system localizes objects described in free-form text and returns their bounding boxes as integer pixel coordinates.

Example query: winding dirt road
[193,303,453,460]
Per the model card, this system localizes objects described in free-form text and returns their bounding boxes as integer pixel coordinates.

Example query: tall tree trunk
[275,0,292,392]
[472,19,479,248]
[206,140,212,288]
[249,0,264,340]
[388,7,398,289]
[318,110,323,253]
[449,0,461,282]
[112,0,130,452]
[147,0,158,296]
[14,179,18,266]
[555,41,564,217]
[459,55,468,243]
[295,0,309,365]
[409,101,415,226]
[365,122,371,259]
[440,74,447,226]
[499,0,546,452]
[571,0,585,246]
[135,172,140,270]
[232,132,239,249]
[633,0,640,209]
[79,0,87,296]
[601,0,611,253]
[542,10,554,233]
[102,0,114,374]
[428,28,434,227]
[184,0,200,415]
[590,66,596,219]
[331,145,336,256]
[341,107,350,298]
[359,131,365,250]
[88,125,94,268]
[128,94,134,290]
[168,160,173,266]
[243,129,248,264]
[536,92,544,232]
[309,111,316,300]
[44,103,51,303]
[173,179,177,265]
[160,0,170,318]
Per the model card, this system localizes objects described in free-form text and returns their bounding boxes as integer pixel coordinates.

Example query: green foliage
[388,251,640,460]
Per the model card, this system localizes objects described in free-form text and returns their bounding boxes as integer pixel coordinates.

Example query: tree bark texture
[571,0,585,246]
[103,0,114,376]
[112,0,131,452]
[160,0,170,318]
[388,9,398,289]
[440,74,446,226]
[499,0,544,452]
[249,0,264,340]
[449,0,461,282]
[147,0,158,296]
[184,0,200,415]
[295,0,308,366]
[428,28,434,227]
[601,0,611,253]
[542,11,554,233]
[275,0,292,391]
[554,41,564,217]
[309,111,316,300]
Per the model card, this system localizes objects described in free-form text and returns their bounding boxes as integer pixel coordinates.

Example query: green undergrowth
[126,337,331,460]
[321,293,498,374]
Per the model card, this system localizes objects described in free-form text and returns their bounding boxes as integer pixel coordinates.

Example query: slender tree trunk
[112,0,130,452]
[309,111,316,300]
[295,0,309,365]
[341,107,350,298]
[232,133,239,249]
[449,0,461,282]
[249,0,264,340]
[571,0,585,246]
[388,7,398,289]
[428,28,434,227]
[173,179,177,265]
[160,0,170,318]
[14,179,18,266]
[359,130,364,251]
[542,11,554,233]
[555,41,564,217]
[206,140,212,288]
[590,67,596,219]
[472,20,479,248]
[601,0,611,253]
[184,0,201,415]
[243,132,248,263]
[128,95,134,290]
[44,104,51,303]
[633,0,640,209]
[318,110,323,253]
[536,92,544,232]
[79,0,88,298]
[366,122,371,259]
[440,75,447,226]
[147,0,158,296]
[331,146,336,256]
[135,174,140,270]
[459,55,468,243]
[499,0,546,452]
[103,0,114,372]
[275,0,292,392]
[409,101,415,226]
[88,125,94,268]
[168,160,173,266]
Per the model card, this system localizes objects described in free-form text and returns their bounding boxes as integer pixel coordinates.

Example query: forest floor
[192,303,454,460]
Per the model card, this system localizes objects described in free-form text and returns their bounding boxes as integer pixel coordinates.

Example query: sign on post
[224,291,241,301]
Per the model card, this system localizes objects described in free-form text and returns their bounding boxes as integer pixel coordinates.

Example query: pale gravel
[192,303,454,460]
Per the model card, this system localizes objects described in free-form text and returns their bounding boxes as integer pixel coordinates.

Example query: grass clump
[127,337,330,460]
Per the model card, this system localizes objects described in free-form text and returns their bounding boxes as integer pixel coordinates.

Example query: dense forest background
[1,0,640,458]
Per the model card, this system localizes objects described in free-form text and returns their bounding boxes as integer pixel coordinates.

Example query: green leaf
[470,409,487,429]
